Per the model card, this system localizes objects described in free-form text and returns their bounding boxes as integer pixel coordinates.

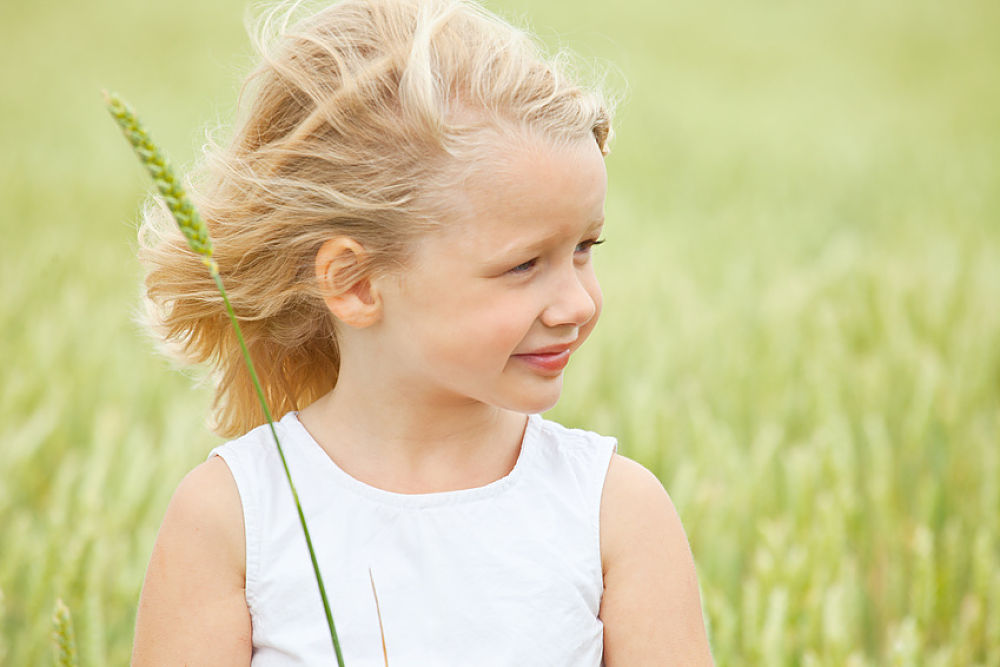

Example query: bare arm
[131,456,252,666]
[599,454,713,665]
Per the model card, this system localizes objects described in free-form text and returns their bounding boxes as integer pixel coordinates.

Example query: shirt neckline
[283,411,540,509]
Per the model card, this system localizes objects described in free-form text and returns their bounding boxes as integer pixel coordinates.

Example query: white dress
[209,411,617,666]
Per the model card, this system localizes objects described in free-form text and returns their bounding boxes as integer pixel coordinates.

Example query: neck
[297,363,528,495]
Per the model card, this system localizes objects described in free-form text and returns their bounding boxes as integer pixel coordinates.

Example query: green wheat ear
[103,91,214,267]
[104,90,345,667]
[51,599,78,667]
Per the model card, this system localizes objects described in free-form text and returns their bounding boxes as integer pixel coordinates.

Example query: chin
[507,384,563,415]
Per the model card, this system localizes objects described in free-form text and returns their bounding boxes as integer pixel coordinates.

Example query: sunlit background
[1,0,998,663]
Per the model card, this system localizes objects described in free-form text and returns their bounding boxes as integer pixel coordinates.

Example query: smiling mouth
[512,348,572,373]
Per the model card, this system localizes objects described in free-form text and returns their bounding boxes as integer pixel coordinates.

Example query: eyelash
[508,238,606,274]
[577,238,606,254]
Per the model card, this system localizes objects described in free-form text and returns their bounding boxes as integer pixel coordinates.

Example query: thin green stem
[105,90,344,665]
[211,271,345,665]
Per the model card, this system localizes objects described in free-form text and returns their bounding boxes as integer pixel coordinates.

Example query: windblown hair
[140,0,614,437]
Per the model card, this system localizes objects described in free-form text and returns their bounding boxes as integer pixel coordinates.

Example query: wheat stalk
[51,599,78,667]
[104,91,345,666]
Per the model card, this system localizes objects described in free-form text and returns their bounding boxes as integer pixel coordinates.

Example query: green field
[1,0,998,664]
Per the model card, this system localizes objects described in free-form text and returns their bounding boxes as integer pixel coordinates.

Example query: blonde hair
[140,0,614,437]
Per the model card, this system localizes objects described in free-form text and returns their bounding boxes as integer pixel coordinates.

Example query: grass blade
[104,90,345,666]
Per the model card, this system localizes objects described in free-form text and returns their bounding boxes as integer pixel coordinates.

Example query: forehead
[432,133,608,253]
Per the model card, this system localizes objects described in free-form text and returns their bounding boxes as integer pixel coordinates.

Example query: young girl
[131,0,712,663]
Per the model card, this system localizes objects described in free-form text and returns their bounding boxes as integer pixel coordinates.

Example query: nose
[540,264,599,329]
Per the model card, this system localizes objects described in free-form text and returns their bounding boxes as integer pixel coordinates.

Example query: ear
[314,237,382,328]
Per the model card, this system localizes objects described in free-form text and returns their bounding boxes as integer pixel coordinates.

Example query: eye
[508,258,538,274]
[575,238,606,254]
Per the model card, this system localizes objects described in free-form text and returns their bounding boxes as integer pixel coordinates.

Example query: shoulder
[146,455,246,592]
[533,414,614,444]
[131,456,251,664]
[601,453,675,519]
[599,455,684,574]
[169,456,246,558]
[599,454,714,665]
[531,415,618,463]
[528,416,617,498]
[211,418,286,468]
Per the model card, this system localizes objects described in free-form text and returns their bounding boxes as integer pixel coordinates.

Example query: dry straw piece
[104,91,345,666]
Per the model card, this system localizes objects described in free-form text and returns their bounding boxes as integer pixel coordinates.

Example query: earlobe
[314,237,382,328]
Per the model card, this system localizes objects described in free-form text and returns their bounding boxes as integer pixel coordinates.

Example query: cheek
[476,297,536,349]
[423,297,530,365]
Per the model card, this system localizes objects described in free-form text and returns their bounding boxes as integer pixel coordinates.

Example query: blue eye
[509,258,538,274]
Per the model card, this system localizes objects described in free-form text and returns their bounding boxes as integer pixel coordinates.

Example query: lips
[512,343,574,373]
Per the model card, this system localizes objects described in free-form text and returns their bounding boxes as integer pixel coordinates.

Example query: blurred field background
[1,0,998,664]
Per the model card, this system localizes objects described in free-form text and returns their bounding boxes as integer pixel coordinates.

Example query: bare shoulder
[155,456,246,576]
[599,454,714,665]
[131,456,252,666]
[599,455,688,574]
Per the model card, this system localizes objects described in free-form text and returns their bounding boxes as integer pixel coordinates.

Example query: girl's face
[373,133,607,414]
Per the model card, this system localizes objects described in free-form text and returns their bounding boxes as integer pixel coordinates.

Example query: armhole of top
[595,437,619,580]
[209,449,261,612]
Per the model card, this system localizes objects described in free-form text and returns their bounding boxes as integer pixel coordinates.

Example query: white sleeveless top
[209,411,617,666]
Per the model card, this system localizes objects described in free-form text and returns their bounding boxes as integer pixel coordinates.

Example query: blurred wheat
[51,599,78,667]
[1,0,998,664]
